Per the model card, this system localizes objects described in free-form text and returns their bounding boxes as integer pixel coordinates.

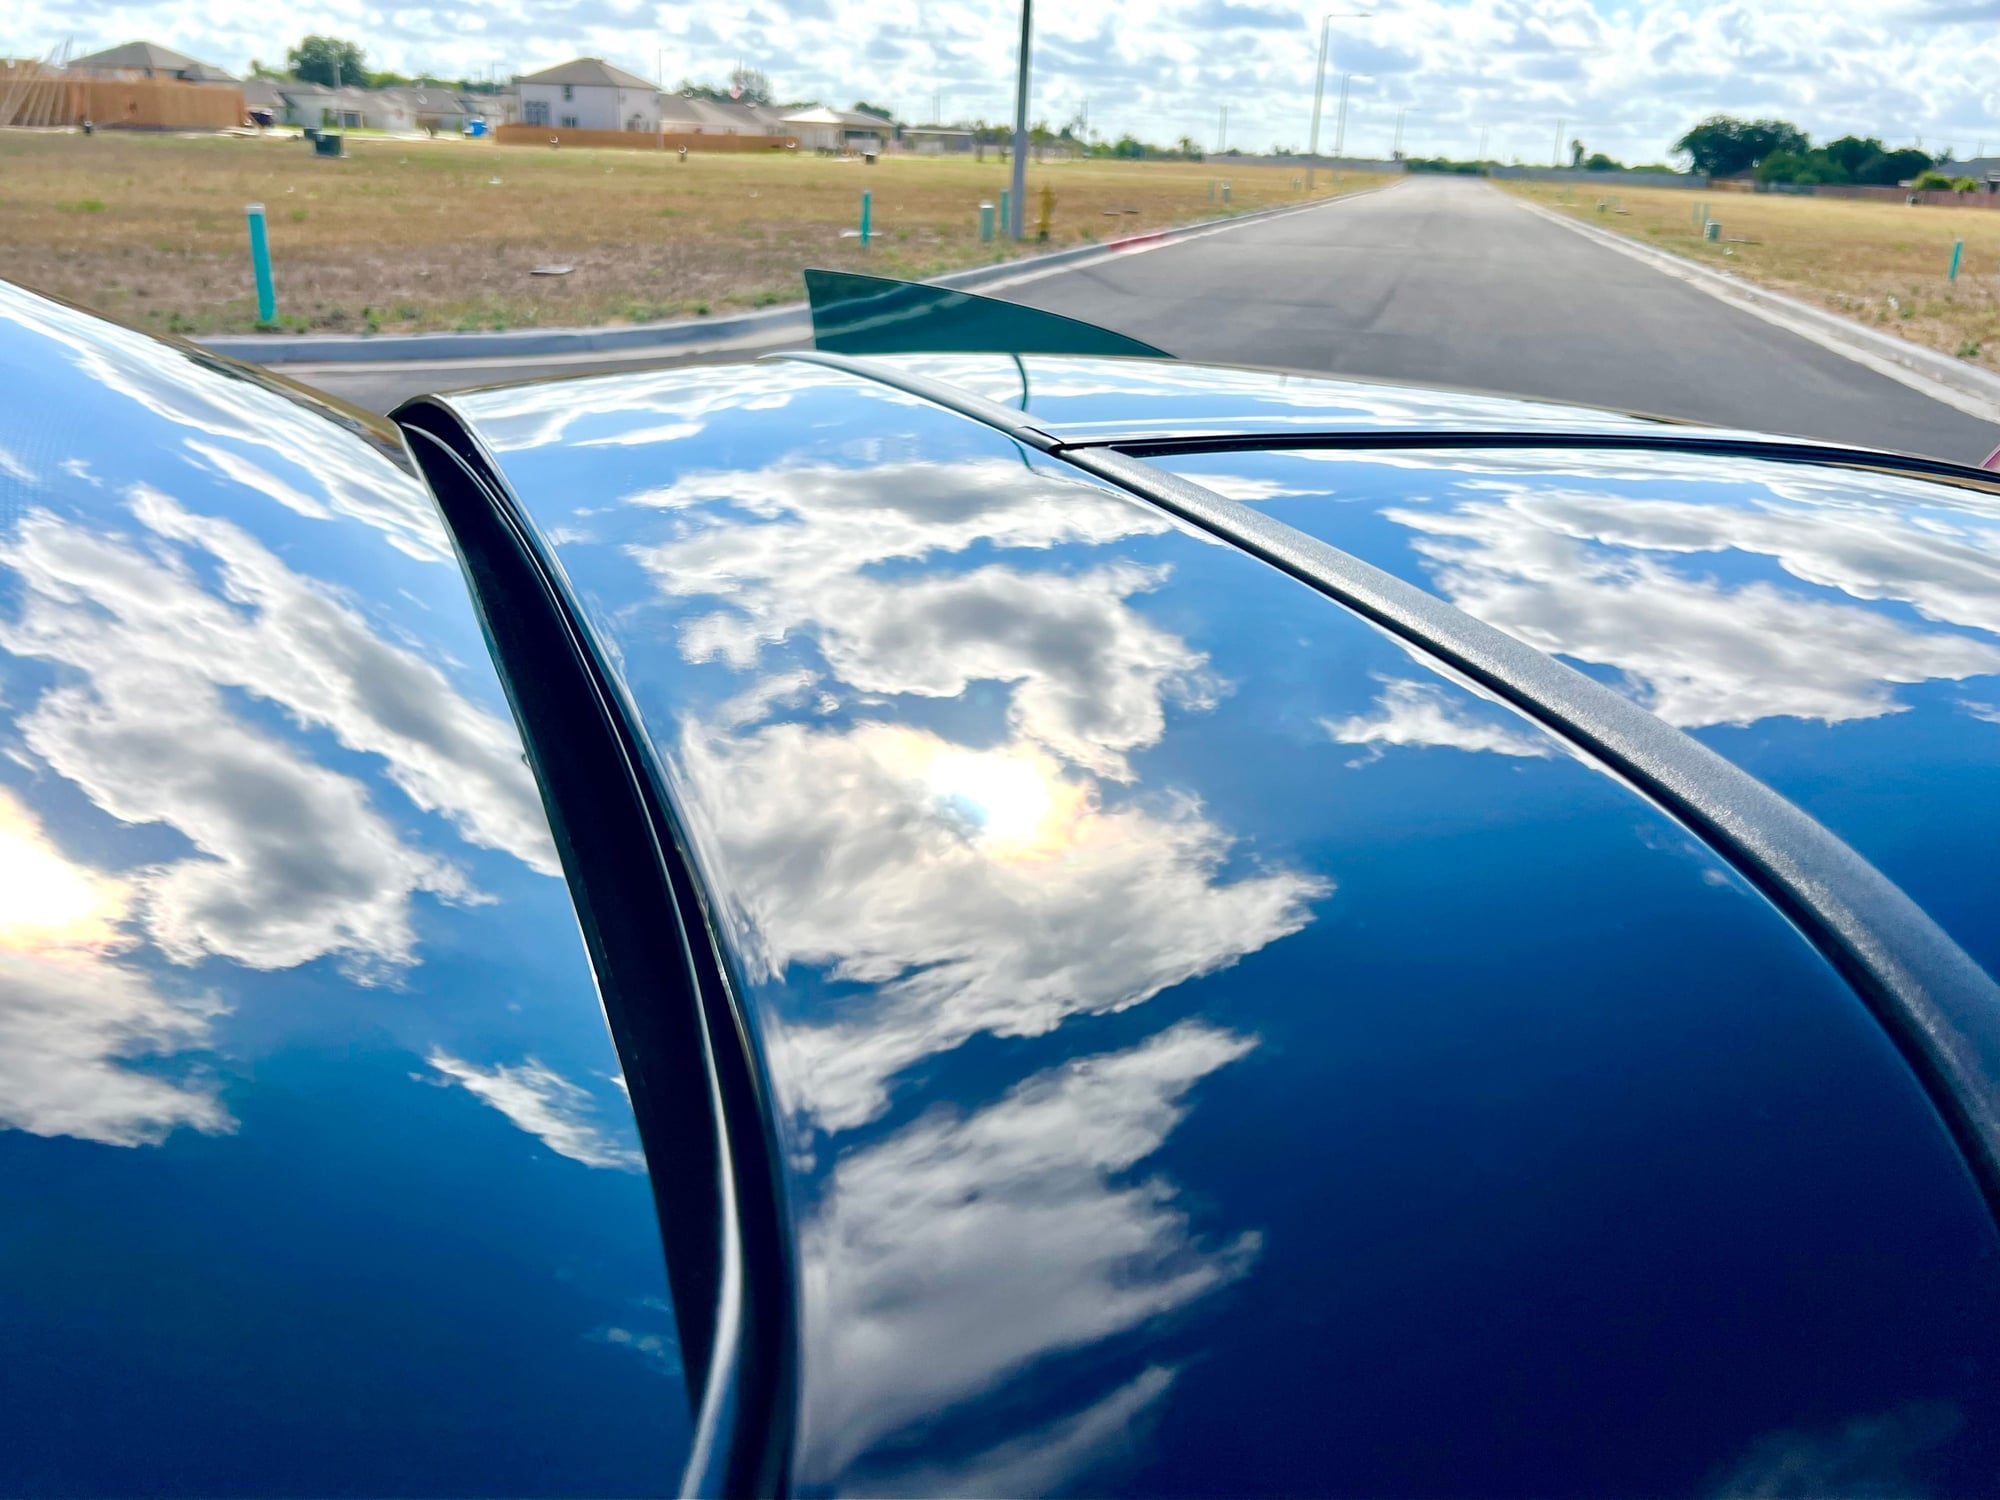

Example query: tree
[1569,137,1585,168]
[729,65,772,105]
[1176,134,1203,160]
[1913,169,1955,191]
[1672,115,1808,176]
[287,35,366,89]
[1110,133,1146,159]
[850,101,897,122]
[1584,151,1622,171]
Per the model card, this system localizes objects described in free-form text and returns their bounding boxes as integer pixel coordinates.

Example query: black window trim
[395,399,797,1499]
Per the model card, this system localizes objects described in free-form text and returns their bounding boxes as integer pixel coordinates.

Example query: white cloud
[0,949,231,1146]
[0,787,229,1147]
[0,287,450,563]
[12,0,1990,166]
[858,1365,1179,1499]
[631,460,1197,779]
[795,1021,1256,1482]
[0,490,555,975]
[1383,492,2000,728]
[1324,674,1555,759]
[427,1050,645,1170]
[676,715,1325,1132]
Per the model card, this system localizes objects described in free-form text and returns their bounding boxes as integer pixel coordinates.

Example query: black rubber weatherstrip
[785,349,2000,1224]
[396,401,796,1500]
[1086,429,2000,491]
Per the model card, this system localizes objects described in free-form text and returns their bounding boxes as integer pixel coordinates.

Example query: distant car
[5,272,2000,1498]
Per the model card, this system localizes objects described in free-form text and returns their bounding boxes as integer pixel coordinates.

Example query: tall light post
[1333,72,1370,160]
[1009,0,1032,239]
[1307,10,1370,188]
[1393,105,1407,158]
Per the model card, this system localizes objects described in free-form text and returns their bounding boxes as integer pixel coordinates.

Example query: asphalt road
[287,177,1999,465]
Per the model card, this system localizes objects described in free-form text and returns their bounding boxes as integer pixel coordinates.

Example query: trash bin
[314,132,345,158]
[302,127,319,142]
[863,150,878,165]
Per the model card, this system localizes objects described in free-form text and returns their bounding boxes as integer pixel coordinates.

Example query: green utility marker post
[999,189,1010,237]
[1705,219,1720,242]
[1207,179,1214,201]
[244,203,276,324]
[859,191,871,247]
[979,202,994,242]
[1222,180,1231,203]
[1950,239,1963,281]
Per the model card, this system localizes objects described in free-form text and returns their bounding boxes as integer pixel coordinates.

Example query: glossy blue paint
[0,285,689,1495]
[1155,444,2000,994]
[447,362,2000,1498]
[865,352,1681,440]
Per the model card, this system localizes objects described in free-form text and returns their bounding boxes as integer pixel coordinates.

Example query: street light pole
[1009,0,1032,239]
[1394,105,1405,158]
[1306,11,1368,189]
[1334,72,1367,159]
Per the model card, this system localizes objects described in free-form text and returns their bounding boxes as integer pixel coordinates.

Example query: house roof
[516,57,656,91]
[782,105,890,128]
[658,95,790,134]
[70,40,236,82]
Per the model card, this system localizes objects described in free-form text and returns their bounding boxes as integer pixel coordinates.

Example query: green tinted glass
[804,269,1171,358]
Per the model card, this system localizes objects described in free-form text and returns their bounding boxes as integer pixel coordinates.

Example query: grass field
[0,130,1383,336]
[1498,179,2000,372]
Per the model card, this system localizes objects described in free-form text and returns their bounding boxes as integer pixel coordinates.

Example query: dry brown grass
[0,129,1383,335]
[1497,179,2000,372]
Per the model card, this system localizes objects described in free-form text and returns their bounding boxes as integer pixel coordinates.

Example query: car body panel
[0,284,690,1496]
[1155,444,2000,993]
[863,352,1683,442]
[444,362,2000,1499]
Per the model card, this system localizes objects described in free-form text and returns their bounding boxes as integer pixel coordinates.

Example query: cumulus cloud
[675,717,1324,1131]
[0,287,449,562]
[796,1021,1257,1481]
[11,0,1996,163]
[632,460,1199,779]
[0,788,229,1147]
[427,1050,645,1170]
[0,490,554,974]
[1324,675,1555,759]
[858,1366,1178,1499]
[1383,492,2000,728]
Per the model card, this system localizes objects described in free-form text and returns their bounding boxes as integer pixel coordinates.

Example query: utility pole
[1478,125,1487,161]
[1217,103,1227,154]
[1009,0,1032,238]
[1306,11,1369,188]
[1554,117,1564,167]
[1394,105,1405,158]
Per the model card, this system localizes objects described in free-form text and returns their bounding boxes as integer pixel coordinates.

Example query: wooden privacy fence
[494,124,797,152]
[1,63,244,129]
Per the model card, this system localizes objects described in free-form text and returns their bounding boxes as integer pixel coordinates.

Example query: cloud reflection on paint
[1381,490,2000,729]
[0,787,228,1146]
[677,716,1323,1132]
[0,488,555,976]
[796,1022,1257,1486]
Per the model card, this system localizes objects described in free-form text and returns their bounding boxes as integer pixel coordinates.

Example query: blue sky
[14,0,1999,163]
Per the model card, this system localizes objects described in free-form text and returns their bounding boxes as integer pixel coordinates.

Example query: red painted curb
[1106,230,1169,250]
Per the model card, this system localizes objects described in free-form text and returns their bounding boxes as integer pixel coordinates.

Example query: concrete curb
[202,182,1399,365]
[1509,191,2000,428]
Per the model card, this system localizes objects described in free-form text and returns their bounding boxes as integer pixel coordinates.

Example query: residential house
[902,126,975,154]
[69,40,236,84]
[376,86,470,133]
[516,57,658,132]
[782,105,888,153]
[658,94,792,136]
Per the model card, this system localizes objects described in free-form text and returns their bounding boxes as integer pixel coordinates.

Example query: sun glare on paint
[0,789,130,956]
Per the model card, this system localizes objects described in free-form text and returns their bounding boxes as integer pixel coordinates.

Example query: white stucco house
[516,57,659,132]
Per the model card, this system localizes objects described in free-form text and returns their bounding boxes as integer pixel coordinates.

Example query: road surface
[284,177,1999,465]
